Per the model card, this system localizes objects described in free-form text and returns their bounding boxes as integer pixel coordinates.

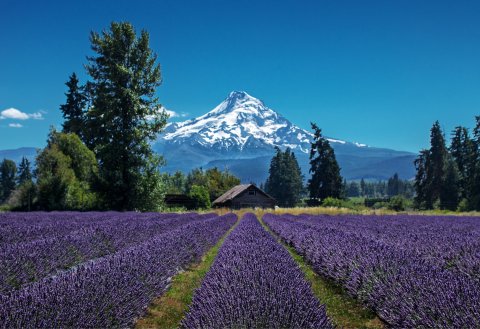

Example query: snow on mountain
[153,91,416,181]
[160,91,365,153]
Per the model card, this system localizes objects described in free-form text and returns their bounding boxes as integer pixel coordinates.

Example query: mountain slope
[0,147,38,164]
[153,91,416,182]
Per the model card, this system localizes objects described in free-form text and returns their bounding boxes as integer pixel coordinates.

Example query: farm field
[0,212,236,328]
[1,212,480,328]
[264,213,480,328]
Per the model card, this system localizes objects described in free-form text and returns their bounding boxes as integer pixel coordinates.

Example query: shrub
[321,197,343,208]
[188,185,211,209]
[387,196,408,211]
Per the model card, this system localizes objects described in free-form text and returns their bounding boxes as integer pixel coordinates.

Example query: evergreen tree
[471,116,480,210]
[387,173,400,196]
[360,178,366,197]
[0,159,17,203]
[346,181,360,197]
[17,157,32,185]
[440,156,460,210]
[84,22,167,210]
[265,147,303,207]
[60,72,87,138]
[427,121,448,208]
[449,126,475,201]
[414,149,429,209]
[307,123,343,202]
[414,121,455,209]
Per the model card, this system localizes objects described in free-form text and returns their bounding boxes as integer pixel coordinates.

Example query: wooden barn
[164,194,195,210]
[212,184,276,209]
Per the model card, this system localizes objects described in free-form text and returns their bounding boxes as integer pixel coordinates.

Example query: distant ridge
[0,147,38,163]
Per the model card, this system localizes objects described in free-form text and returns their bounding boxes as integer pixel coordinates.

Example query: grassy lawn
[135,219,239,329]
[257,215,385,329]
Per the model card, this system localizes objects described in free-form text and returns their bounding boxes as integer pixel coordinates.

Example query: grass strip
[257,215,385,329]
[135,218,239,329]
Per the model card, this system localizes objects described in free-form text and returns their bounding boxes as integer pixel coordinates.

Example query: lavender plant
[181,213,333,329]
[264,213,480,328]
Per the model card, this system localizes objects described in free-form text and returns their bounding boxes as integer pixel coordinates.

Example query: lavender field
[181,213,333,329]
[0,212,236,328]
[264,213,480,328]
[1,212,480,328]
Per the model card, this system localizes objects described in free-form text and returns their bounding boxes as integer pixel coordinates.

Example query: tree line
[0,22,243,211]
[345,175,414,199]
[414,118,480,211]
[264,123,343,207]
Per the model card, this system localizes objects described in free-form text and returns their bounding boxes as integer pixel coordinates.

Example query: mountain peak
[160,90,310,152]
[228,90,250,99]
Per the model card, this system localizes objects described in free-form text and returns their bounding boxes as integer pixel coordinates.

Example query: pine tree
[440,156,460,210]
[360,178,366,197]
[387,173,400,196]
[60,73,87,138]
[414,149,429,209]
[449,126,475,201]
[84,22,167,210]
[17,157,32,185]
[265,147,303,207]
[414,121,453,209]
[471,116,480,209]
[0,159,17,203]
[308,123,343,202]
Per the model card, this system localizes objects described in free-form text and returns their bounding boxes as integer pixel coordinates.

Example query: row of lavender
[181,213,333,329]
[0,212,236,328]
[0,212,216,293]
[264,214,480,328]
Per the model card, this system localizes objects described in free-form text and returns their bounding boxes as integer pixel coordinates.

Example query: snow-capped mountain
[160,91,368,154]
[161,91,312,153]
[153,91,416,182]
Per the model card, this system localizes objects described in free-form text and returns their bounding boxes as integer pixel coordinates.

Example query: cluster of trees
[264,123,343,206]
[414,118,480,211]
[344,174,414,198]
[162,168,240,209]
[0,158,34,209]
[1,22,170,211]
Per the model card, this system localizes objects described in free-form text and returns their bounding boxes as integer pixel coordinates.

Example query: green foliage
[321,197,343,208]
[188,185,211,209]
[60,72,87,138]
[457,198,470,212]
[440,156,460,210]
[36,131,98,210]
[83,22,167,210]
[0,159,17,203]
[265,147,304,207]
[414,121,458,210]
[17,157,32,185]
[163,171,187,194]
[308,122,343,202]
[387,195,408,211]
[6,181,36,211]
[134,155,166,212]
[413,119,480,211]
[185,167,240,202]
[345,177,413,199]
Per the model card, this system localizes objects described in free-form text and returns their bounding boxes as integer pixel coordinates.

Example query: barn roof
[212,184,275,205]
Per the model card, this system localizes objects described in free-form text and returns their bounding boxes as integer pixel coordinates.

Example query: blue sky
[1,0,479,152]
